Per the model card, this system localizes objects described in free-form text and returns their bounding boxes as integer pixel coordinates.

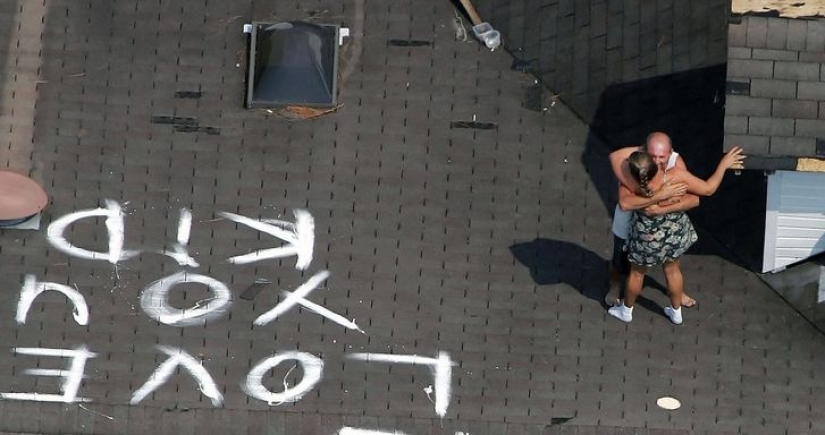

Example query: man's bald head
[645,132,673,171]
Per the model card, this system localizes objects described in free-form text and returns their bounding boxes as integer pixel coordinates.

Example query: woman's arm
[618,181,687,211]
[643,193,700,216]
[669,146,745,196]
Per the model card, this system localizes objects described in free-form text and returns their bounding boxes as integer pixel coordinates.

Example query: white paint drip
[46,200,139,264]
[78,404,114,420]
[242,351,323,405]
[130,346,223,406]
[339,428,408,435]
[139,272,232,327]
[220,209,314,270]
[159,208,199,267]
[17,275,90,325]
[347,351,454,417]
[0,346,97,403]
[423,385,435,404]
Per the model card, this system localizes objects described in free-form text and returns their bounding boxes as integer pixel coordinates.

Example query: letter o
[243,351,323,405]
[140,272,231,327]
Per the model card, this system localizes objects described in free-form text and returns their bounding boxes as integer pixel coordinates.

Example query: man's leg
[608,263,646,323]
[605,235,629,306]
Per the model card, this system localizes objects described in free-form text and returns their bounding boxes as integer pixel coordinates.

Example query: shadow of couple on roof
[509,237,670,314]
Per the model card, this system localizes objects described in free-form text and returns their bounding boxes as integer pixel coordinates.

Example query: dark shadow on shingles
[582,64,768,272]
[509,238,607,303]
[580,132,619,218]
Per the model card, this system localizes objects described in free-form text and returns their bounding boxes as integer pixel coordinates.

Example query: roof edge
[741,155,825,172]
[732,0,825,19]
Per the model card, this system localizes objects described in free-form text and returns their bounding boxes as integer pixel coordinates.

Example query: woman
[608,147,745,324]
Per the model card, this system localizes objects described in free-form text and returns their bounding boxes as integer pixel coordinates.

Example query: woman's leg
[662,259,683,309]
[662,259,684,324]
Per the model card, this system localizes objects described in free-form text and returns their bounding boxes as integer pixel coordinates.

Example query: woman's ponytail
[627,151,658,197]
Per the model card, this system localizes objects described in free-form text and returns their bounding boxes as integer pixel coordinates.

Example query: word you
[3,201,455,419]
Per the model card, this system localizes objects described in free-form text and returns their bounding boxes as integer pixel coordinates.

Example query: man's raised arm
[609,146,641,192]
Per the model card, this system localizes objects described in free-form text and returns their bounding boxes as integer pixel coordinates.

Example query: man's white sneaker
[664,306,682,325]
[608,302,633,323]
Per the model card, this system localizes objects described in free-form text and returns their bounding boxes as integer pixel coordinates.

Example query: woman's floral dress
[627,210,698,267]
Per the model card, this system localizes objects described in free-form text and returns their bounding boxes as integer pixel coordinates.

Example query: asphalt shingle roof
[1,1,825,434]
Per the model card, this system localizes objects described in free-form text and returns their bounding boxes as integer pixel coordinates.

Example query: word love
[1,345,454,417]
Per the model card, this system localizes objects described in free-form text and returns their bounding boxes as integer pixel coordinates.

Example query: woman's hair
[627,151,658,197]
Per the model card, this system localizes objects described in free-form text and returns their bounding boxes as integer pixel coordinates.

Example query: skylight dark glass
[246,21,339,108]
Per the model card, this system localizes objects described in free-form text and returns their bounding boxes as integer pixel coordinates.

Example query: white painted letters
[253,270,363,332]
[140,271,232,326]
[17,275,90,326]
[130,346,223,406]
[220,210,314,270]
[9,201,455,429]
[0,346,97,402]
[46,199,139,264]
[160,208,199,267]
[242,351,323,405]
[348,352,454,417]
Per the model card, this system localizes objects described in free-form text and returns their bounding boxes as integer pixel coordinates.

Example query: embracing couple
[605,132,744,325]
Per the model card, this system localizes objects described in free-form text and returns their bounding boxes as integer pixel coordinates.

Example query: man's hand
[610,146,642,193]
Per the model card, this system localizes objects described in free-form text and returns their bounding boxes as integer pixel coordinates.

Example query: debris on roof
[796,157,825,172]
[270,104,343,121]
[732,0,825,18]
